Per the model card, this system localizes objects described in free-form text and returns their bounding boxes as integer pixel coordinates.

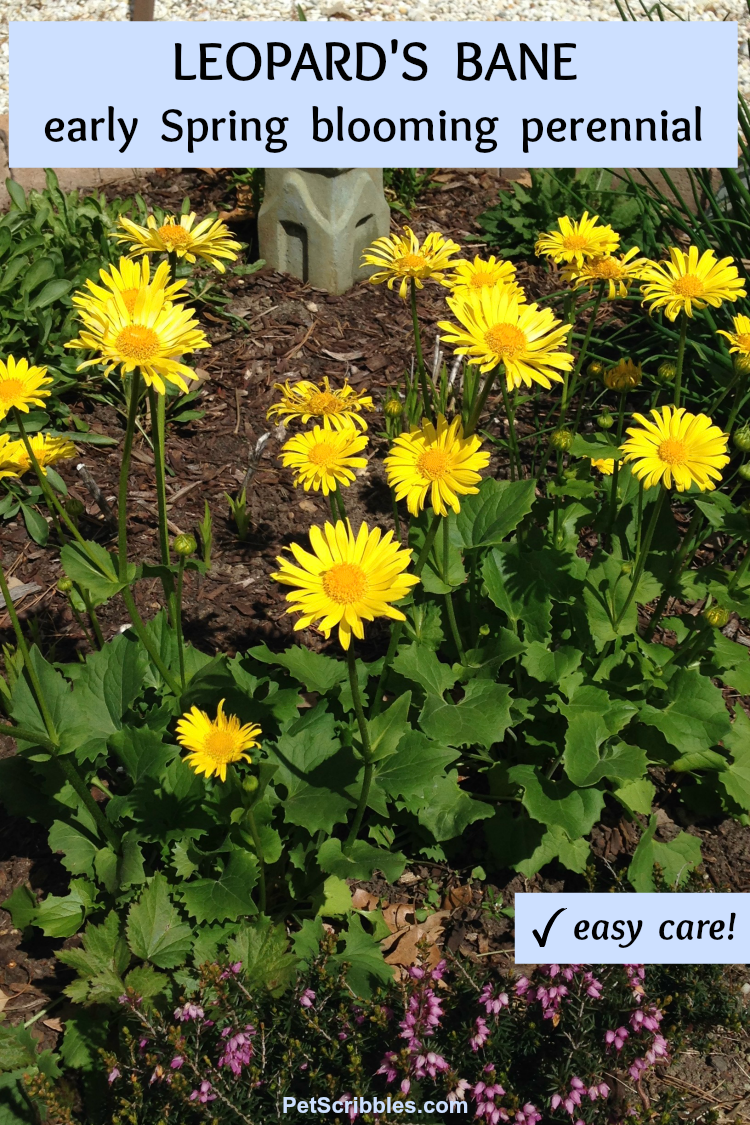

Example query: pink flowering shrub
[89,936,705,1125]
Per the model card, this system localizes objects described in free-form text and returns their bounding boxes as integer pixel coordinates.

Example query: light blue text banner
[9,20,737,167]
[515,893,748,964]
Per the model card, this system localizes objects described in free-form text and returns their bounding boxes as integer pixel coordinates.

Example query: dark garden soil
[1,167,750,1121]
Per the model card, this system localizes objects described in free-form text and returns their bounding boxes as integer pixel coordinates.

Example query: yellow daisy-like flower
[0,356,53,421]
[6,433,77,476]
[271,520,419,650]
[438,287,574,391]
[267,377,374,432]
[115,213,242,273]
[361,227,461,299]
[66,285,209,396]
[279,425,368,495]
[640,246,746,321]
[72,257,186,319]
[563,247,648,300]
[603,359,642,392]
[590,457,615,476]
[535,212,620,269]
[175,699,261,783]
[385,414,490,518]
[0,434,22,480]
[717,313,750,358]
[449,255,526,302]
[620,405,729,492]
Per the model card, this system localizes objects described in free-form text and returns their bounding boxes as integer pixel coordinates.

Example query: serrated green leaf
[456,477,536,549]
[628,814,703,891]
[179,851,258,925]
[60,540,132,602]
[248,643,347,694]
[415,771,493,841]
[330,915,392,999]
[0,1023,38,1071]
[612,778,655,815]
[509,764,605,840]
[482,548,551,642]
[374,731,459,803]
[57,911,130,1006]
[318,838,406,883]
[521,642,582,688]
[514,824,590,878]
[366,691,412,762]
[0,886,37,932]
[269,707,356,833]
[393,644,458,699]
[33,879,98,939]
[126,873,193,968]
[48,820,98,876]
[717,709,750,811]
[419,679,512,749]
[638,668,732,760]
[225,916,299,995]
[111,726,179,784]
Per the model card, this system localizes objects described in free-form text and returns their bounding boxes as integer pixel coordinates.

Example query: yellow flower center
[322,562,368,604]
[672,273,704,298]
[468,270,494,289]
[397,252,427,273]
[158,223,191,249]
[417,447,450,480]
[484,322,527,360]
[0,379,24,405]
[308,391,344,415]
[203,728,240,764]
[590,259,622,279]
[736,333,750,351]
[658,438,687,466]
[307,441,337,466]
[562,233,590,251]
[116,325,161,363]
[120,288,139,315]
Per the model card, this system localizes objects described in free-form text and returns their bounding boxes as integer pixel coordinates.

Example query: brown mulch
[1,167,750,1120]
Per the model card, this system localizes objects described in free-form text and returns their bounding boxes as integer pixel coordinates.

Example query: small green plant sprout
[226,488,251,541]
[197,500,213,570]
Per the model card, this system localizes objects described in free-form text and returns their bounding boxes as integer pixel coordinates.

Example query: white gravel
[1,0,748,111]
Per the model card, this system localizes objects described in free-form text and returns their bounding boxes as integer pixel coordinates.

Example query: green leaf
[58,911,130,1007]
[318,838,406,883]
[509,764,606,840]
[415,771,493,841]
[48,820,98,876]
[460,629,525,681]
[248,643,347,694]
[374,731,459,803]
[366,691,412,762]
[312,874,353,917]
[28,278,72,310]
[483,547,551,642]
[612,778,656,815]
[269,707,356,834]
[419,679,512,749]
[111,726,179,784]
[514,824,590,878]
[456,478,536,550]
[521,642,582,689]
[20,256,55,296]
[180,851,259,925]
[569,433,623,461]
[59,1012,107,1072]
[0,886,37,932]
[707,633,750,695]
[0,1023,39,1071]
[33,878,98,939]
[638,668,732,760]
[330,915,392,998]
[717,709,750,812]
[126,873,194,969]
[225,916,299,995]
[628,814,703,891]
[393,644,458,699]
[559,685,639,787]
[60,540,132,602]
[19,502,48,546]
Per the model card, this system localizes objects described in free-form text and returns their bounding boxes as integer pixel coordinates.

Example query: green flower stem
[672,312,689,409]
[466,363,500,437]
[607,396,628,534]
[730,541,750,595]
[167,250,179,282]
[244,804,267,914]
[13,412,91,557]
[148,387,177,622]
[726,368,749,434]
[118,370,142,582]
[410,278,432,418]
[645,506,703,640]
[614,487,667,629]
[0,560,58,742]
[344,644,374,851]
[390,489,403,546]
[175,557,187,692]
[79,586,105,649]
[0,723,56,749]
[66,595,96,651]
[0,561,120,851]
[561,283,604,422]
[334,483,347,522]
[442,517,465,664]
[120,585,182,697]
[499,380,521,481]
[328,493,338,523]
[369,511,442,718]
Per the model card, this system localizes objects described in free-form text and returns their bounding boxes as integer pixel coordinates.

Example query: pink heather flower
[189,1080,217,1104]
[174,1002,204,1022]
[170,1056,184,1070]
[431,959,447,981]
[415,1051,449,1079]
[629,1057,648,1081]
[217,1027,256,1075]
[516,1105,542,1125]
[400,1078,411,1095]
[515,977,531,996]
[582,971,603,999]
[377,1052,398,1084]
[605,1026,629,1051]
[107,1067,120,1085]
[598,1083,610,1098]
[631,1006,663,1033]
[550,1094,562,1110]
[448,1079,471,1103]
[470,1016,490,1051]
[479,983,510,1015]
[299,989,316,1008]
[646,1034,669,1064]
[570,1077,585,1090]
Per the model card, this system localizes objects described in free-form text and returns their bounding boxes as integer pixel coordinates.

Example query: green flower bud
[736,355,750,376]
[738,463,750,482]
[242,775,259,795]
[597,409,614,431]
[703,604,730,629]
[741,498,750,516]
[384,398,404,419]
[657,361,676,384]
[479,623,490,636]
[587,360,605,380]
[733,424,750,453]
[64,497,85,521]
[620,561,633,576]
[173,533,197,558]
[57,577,73,594]
[551,428,573,452]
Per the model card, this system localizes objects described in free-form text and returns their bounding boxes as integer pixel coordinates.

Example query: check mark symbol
[531,907,567,949]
